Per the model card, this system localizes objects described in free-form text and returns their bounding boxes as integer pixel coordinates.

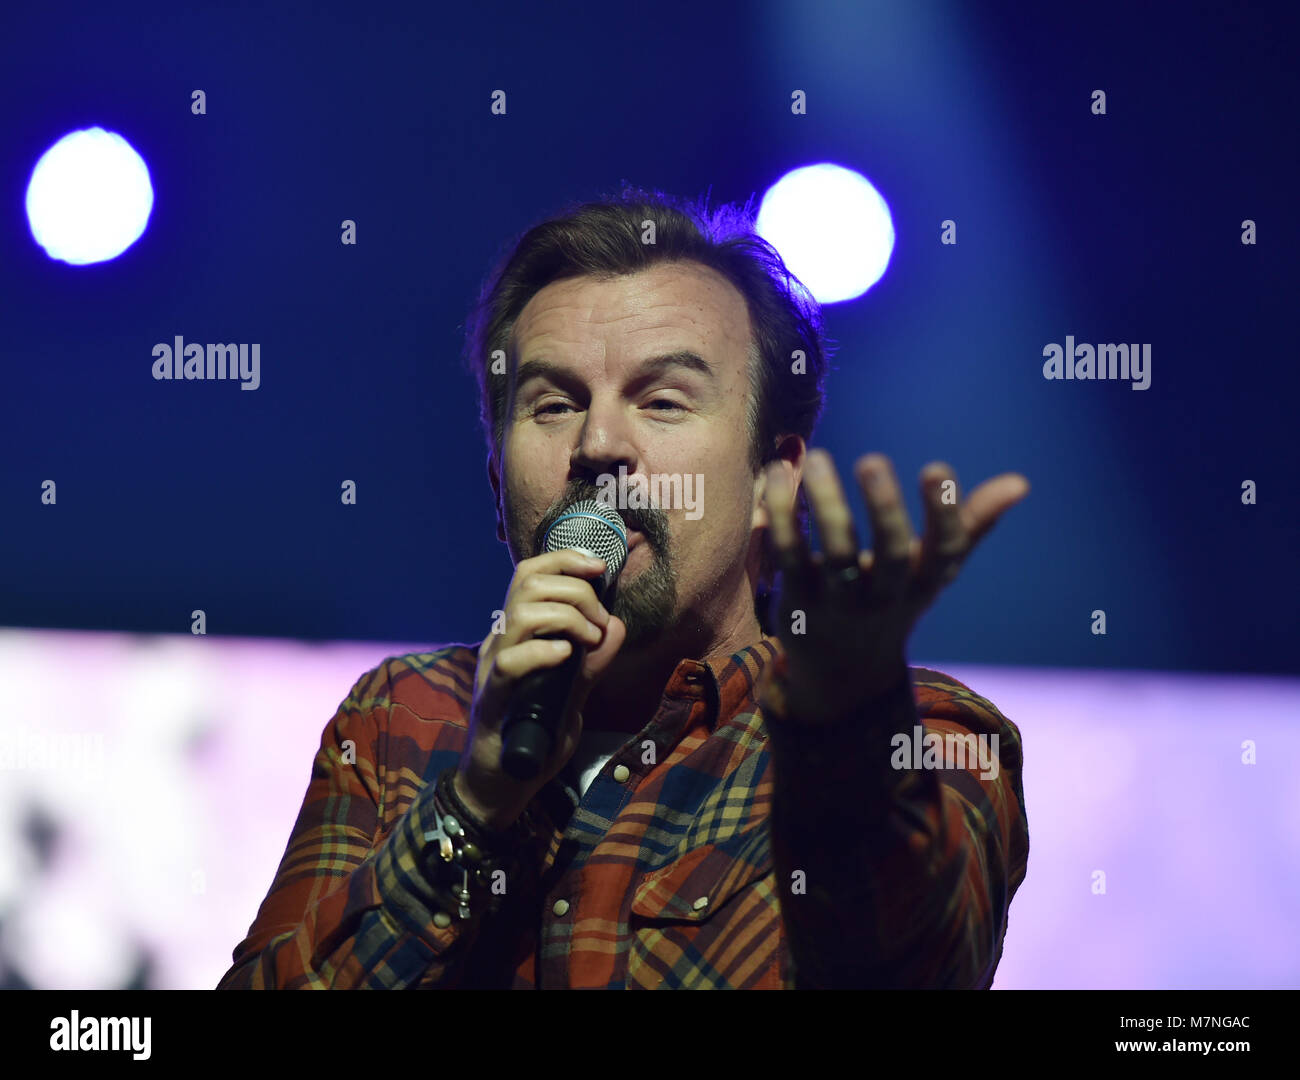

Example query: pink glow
[0,628,1295,989]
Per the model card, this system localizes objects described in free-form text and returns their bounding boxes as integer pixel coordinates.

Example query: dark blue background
[1,1,1295,674]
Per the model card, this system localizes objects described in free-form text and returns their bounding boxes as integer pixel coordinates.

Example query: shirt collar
[658,632,787,732]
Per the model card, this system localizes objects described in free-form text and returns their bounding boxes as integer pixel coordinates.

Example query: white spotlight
[26,127,154,266]
[756,163,895,303]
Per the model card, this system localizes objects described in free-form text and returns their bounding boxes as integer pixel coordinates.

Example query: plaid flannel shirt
[218,634,1028,988]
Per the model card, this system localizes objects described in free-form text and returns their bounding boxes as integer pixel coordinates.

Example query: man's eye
[647,399,684,412]
[536,402,573,415]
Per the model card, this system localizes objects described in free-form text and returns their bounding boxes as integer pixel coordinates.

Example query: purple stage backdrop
[0,628,1295,989]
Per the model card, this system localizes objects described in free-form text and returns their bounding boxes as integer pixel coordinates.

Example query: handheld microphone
[499,499,629,781]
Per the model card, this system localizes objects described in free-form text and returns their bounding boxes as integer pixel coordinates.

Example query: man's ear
[487,453,506,543]
[752,434,806,529]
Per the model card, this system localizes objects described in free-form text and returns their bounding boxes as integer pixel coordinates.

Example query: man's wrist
[773,656,911,729]
[452,770,525,835]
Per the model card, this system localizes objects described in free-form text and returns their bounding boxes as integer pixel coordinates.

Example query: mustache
[531,477,670,557]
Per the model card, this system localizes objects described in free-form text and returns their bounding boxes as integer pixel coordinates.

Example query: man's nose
[570,397,638,479]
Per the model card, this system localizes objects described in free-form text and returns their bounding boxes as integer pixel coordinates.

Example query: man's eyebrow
[630,350,715,382]
[513,350,715,392]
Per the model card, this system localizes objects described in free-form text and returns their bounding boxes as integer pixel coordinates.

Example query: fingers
[476,548,612,698]
[852,454,916,602]
[961,473,1031,548]
[474,635,584,753]
[767,450,1028,609]
[914,462,969,592]
[771,449,916,604]
[505,600,604,648]
[508,549,611,631]
[801,450,859,565]
[763,460,811,581]
[491,636,578,682]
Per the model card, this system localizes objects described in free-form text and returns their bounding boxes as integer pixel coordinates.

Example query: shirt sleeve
[758,653,1030,989]
[216,661,507,989]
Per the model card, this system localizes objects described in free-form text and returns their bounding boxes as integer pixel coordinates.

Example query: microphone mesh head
[542,498,629,587]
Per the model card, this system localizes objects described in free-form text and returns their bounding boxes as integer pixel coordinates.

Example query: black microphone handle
[498,572,613,782]
[499,640,586,781]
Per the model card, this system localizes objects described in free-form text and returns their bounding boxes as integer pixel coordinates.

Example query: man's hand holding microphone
[454,545,627,833]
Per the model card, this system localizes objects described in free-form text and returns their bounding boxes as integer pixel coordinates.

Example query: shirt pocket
[631,820,772,919]
[626,822,783,988]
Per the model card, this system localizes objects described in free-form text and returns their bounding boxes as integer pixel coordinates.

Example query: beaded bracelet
[421,767,536,921]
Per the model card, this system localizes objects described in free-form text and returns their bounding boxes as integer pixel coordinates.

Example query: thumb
[549,616,624,779]
[551,616,627,779]
[575,614,626,701]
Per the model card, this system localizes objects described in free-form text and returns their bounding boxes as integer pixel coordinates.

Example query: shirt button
[612,764,630,783]
[433,912,452,928]
[692,896,709,911]
[552,899,570,917]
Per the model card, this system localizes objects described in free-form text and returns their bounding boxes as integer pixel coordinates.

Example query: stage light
[756,163,895,303]
[25,127,154,266]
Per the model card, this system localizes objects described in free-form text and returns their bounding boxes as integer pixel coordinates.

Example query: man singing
[218,185,1030,989]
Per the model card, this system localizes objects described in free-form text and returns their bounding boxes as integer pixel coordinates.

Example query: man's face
[491,261,763,650]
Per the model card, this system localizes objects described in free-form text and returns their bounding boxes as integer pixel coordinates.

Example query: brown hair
[460,182,835,631]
